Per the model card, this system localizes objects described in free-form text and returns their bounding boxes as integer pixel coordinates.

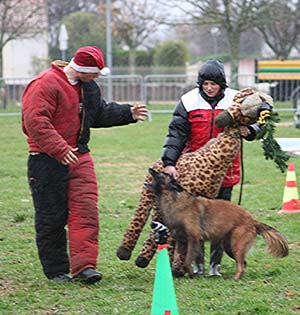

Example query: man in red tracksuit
[161,59,261,277]
[22,46,147,284]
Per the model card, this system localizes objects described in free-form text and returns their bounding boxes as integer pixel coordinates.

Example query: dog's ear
[147,168,160,192]
[144,182,154,192]
[148,168,160,177]
[169,177,184,192]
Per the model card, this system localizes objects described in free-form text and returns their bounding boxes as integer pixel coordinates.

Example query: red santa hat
[69,46,110,75]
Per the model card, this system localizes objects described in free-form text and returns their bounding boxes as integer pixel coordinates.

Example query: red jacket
[162,87,240,188]
[22,63,81,162]
[182,88,240,187]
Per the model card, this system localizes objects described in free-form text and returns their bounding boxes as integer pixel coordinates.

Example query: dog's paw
[172,269,185,278]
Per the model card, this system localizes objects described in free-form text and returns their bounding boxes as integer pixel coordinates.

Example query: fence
[1,73,299,119]
[97,75,144,103]
[234,73,300,109]
[0,77,31,114]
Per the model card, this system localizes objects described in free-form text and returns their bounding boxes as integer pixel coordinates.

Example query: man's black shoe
[50,274,72,282]
[73,268,102,284]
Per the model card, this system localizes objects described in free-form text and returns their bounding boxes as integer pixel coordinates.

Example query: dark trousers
[28,154,70,279]
[195,186,233,267]
[210,186,232,265]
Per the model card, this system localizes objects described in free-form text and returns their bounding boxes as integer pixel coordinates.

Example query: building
[2,0,48,78]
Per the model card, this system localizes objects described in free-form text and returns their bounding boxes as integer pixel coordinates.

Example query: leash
[238,138,244,205]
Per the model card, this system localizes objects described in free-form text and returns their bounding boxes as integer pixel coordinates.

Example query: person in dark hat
[161,59,259,277]
[22,46,147,284]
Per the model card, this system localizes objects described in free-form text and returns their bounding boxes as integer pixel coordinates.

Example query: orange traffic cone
[278,163,300,213]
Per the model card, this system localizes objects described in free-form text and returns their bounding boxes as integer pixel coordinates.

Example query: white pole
[59,24,68,61]
[106,0,113,101]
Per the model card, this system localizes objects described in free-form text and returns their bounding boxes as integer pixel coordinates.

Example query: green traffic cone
[151,244,179,315]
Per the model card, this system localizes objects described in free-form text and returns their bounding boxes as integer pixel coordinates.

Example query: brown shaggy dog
[147,168,289,280]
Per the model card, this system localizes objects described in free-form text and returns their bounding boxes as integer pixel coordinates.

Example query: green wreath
[257,112,289,173]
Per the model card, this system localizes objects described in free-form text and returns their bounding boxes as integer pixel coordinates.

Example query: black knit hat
[197,59,228,89]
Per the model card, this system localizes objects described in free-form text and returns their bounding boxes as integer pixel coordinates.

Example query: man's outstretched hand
[131,104,148,121]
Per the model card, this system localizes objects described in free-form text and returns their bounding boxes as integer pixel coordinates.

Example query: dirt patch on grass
[0,278,15,296]
[276,122,294,127]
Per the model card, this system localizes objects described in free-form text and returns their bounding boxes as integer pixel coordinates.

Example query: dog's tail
[256,222,289,258]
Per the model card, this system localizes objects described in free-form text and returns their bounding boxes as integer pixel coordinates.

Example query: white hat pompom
[100,67,111,76]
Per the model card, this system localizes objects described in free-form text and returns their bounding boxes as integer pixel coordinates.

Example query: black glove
[244,101,273,141]
[244,123,262,141]
[151,221,169,245]
[256,101,273,125]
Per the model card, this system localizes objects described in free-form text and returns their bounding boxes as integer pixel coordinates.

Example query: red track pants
[68,152,99,276]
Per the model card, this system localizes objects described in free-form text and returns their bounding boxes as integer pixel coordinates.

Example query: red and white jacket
[162,87,240,188]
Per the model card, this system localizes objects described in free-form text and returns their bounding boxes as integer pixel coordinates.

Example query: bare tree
[157,0,263,86]
[0,0,47,77]
[112,0,158,73]
[255,0,300,59]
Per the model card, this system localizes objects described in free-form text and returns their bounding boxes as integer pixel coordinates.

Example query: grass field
[1,112,300,315]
